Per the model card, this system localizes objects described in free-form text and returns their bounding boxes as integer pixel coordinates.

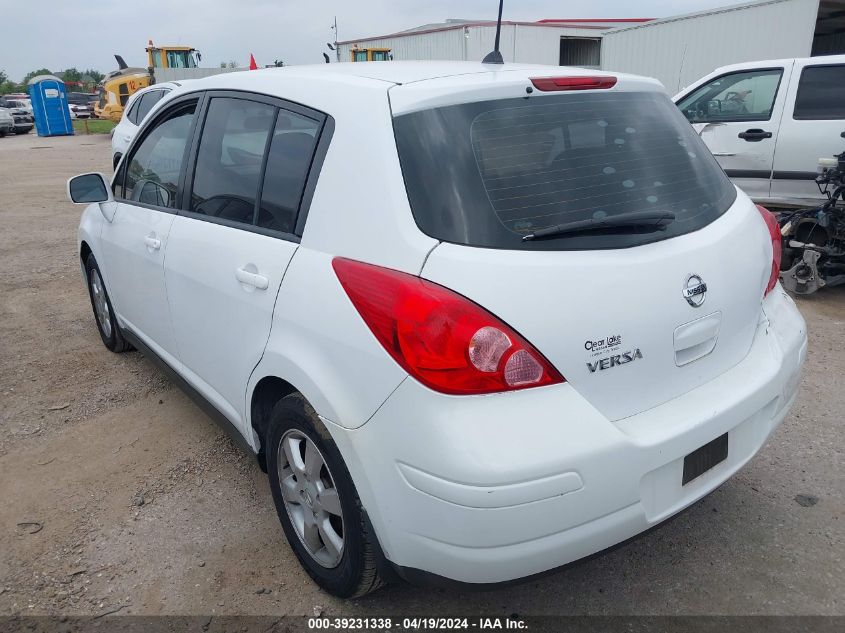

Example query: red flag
[249,53,258,70]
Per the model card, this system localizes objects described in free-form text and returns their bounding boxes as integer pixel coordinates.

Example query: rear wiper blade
[522,211,676,242]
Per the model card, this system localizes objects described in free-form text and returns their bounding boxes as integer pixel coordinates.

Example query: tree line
[0,68,106,95]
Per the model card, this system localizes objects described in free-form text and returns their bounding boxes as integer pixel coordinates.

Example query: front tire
[85,254,131,353]
[266,393,384,598]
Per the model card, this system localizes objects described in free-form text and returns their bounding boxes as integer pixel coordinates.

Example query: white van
[674,56,845,209]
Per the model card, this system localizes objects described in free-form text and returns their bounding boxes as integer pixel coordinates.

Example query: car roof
[673,54,845,99]
[711,54,845,75]
[166,61,663,116]
[195,60,652,87]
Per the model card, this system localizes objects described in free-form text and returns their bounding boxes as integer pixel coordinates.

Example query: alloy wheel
[89,269,112,339]
[277,429,345,568]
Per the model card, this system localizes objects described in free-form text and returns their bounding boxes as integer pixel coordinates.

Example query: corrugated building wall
[337,23,610,66]
[152,67,246,83]
[601,0,820,93]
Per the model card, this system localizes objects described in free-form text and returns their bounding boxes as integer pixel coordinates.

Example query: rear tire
[85,254,131,353]
[266,393,384,598]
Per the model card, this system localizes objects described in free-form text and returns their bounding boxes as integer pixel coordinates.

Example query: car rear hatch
[390,70,772,421]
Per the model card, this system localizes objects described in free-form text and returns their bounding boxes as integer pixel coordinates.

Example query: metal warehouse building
[602,0,845,93]
[336,19,652,69]
[337,0,845,91]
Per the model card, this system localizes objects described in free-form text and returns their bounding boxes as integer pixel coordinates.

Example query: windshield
[393,91,736,250]
[166,50,197,68]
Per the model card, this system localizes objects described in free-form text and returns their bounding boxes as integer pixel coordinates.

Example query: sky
[3,0,746,82]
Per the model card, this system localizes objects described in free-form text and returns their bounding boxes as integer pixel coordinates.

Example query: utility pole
[332,16,340,62]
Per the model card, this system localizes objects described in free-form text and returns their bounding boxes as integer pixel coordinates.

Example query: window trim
[792,63,845,121]
[295,114,334,236]
[114,92,205,215]
[676,67,784,124]
[179,89,332,243]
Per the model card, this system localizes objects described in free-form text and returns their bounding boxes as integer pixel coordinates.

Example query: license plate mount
[682,432,728,485]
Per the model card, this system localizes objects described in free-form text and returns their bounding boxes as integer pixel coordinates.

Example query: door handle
[712,152,736,157]
[144,236,161,250]
[235,267,269,290]
[738,129,772,142]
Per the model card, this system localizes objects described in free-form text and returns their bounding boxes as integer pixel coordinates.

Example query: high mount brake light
[530,76,618,92]
[332,258,565,395]
[756,204,782,297]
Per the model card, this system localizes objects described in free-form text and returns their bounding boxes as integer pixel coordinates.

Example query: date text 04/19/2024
[307,616,527,630]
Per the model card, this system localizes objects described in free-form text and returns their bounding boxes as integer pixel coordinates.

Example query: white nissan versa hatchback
[67,62,807,598]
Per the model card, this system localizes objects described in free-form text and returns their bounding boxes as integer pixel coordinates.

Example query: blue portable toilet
[28,75,74,137]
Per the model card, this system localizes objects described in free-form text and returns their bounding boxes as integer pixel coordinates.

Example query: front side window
[190,97,276,225]
[793,65,845,120]
[123,102,196,208]
[394,91,736,250]
[676,69,782,123]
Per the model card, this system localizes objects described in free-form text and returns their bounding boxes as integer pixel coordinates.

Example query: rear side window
[256,111,319,233]
[123,102,196,208]
[394,91,737,250]
[190,97,276,225]
[125,98,141,125]
[135,89,168,123]
[793,65,845,120]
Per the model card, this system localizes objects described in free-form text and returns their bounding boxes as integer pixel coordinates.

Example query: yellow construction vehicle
[146,40,202,69]
[94,42,204,122]
[349,46,391,62]
[94,55,151,122]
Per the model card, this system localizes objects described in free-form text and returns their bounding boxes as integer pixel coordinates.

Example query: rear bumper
[327,287,806,584]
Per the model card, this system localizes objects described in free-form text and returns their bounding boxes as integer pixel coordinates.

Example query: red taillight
[530,76,617,92]
[332,258,565,395]
[756,204,782,296]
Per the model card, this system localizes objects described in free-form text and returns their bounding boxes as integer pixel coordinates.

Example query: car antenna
[482,0,505,64]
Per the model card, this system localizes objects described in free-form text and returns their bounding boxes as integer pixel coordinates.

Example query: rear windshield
[393,91,736,250]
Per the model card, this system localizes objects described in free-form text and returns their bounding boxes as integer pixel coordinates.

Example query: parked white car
[111,82,182,169]
[68,103,92,119]
[0,107,14,136]
[67,62,807,597]
[675,55,845,209]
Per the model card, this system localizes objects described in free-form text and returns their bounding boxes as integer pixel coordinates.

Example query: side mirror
[67,172,113,204]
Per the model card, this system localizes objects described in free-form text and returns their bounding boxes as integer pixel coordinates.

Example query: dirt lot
[0,132,843,618]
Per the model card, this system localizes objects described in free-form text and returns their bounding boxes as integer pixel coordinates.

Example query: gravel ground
[0,132,842,617]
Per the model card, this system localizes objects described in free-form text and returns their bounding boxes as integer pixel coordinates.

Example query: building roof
[337,18,651,46]
[602,0,805,34]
